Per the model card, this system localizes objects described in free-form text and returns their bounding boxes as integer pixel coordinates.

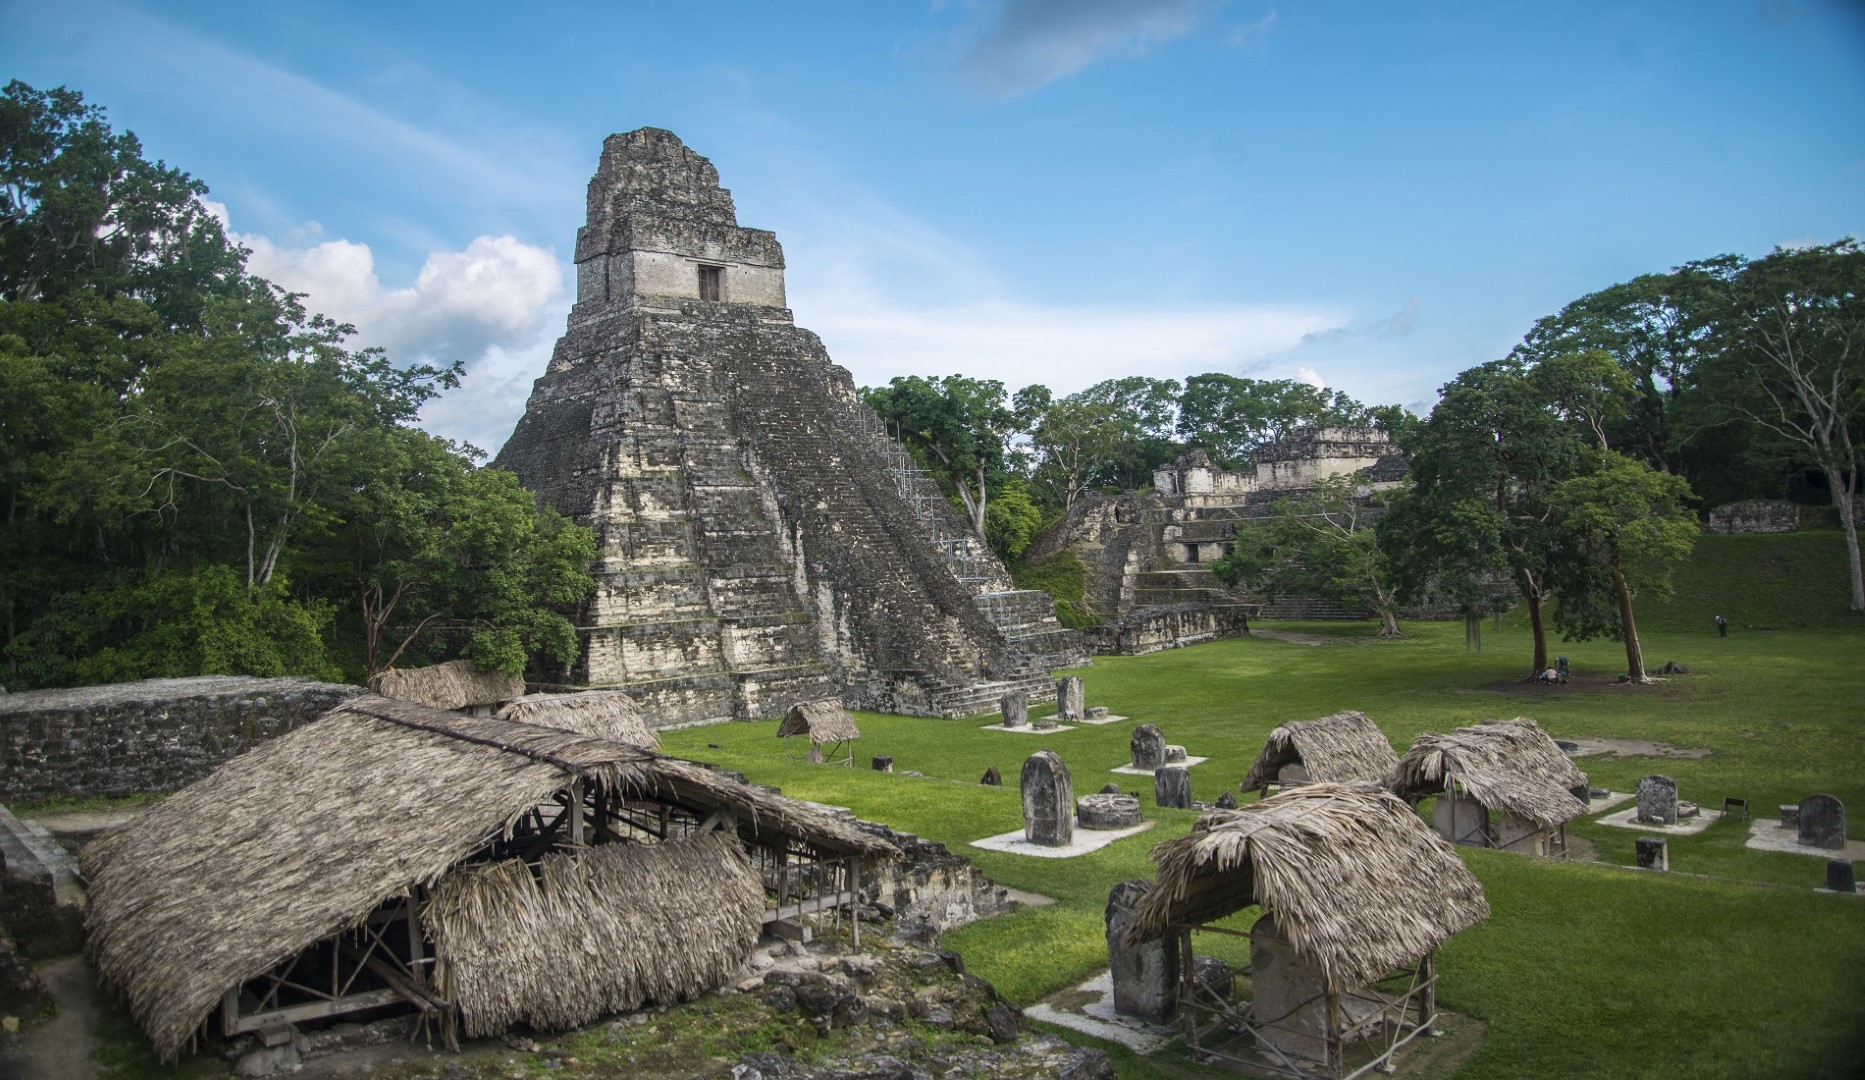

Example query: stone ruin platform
[1023,970,1174,1053]
[1594,802,1719,836]
[1072,713,1129,726]
[1111,756,1207,776]
[1744,819,1865,860]
[970,820,1152,859]
[978,721,1077,735]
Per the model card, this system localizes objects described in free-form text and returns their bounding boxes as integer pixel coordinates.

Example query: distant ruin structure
[1027,428,1406,654]
[495,129,1082,723]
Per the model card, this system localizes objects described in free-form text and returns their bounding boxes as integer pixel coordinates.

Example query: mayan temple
[494,129,1084,725]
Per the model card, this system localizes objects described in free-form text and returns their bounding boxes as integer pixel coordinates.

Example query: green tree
[1211,475,1404,636]
[982,479,1041,562]
[1549,452,1699,681]
[863,374,1017,540]
[1176,374,1375,469]
[1024,395,1138,512]
[1071,376,1184,490]
[1691,240,1865,611]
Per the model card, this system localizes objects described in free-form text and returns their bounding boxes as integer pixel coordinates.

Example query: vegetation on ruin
[662,590,1865,1078]
[0,82,595,689]
[1008,549,1098,629]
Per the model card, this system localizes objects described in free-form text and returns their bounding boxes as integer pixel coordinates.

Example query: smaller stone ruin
[1106,879,1177,1024]
[999,692,1028,729]
[1155,766,1192,809]
[980,766,1002,786]
[1798,794,1846,850]
[1635,775,1689,826]
[1021,751,1074,847]
[1130,725,1166,771]
[1077,793,1142,830]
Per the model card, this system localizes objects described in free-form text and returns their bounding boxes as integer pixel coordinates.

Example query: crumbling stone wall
[0,677,362,802]
[1707,500,1801,533]
[495,130,1075,721]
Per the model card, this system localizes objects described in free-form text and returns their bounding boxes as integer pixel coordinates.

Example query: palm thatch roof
[370,659,524,710]
[1388,717,1590,829]
[424,833,761,1037]
[1126,783,1490,993]
[82,696,895,1061]
[495,690,658,748]
[1241,710,1399,790]
[776,699,860,744]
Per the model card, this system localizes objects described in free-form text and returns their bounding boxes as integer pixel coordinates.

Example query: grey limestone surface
[1105,879,1177,1024]
[1636,775,1679,826]
[1799,794,1847,850]
[1021,751,1074,847]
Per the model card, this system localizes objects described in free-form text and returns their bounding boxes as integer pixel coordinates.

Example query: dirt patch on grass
[1248,629,1343,646]
[1562,738,1713,760]
[1478,675,1680,699]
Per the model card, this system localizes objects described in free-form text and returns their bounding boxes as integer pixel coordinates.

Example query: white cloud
[219,210,566,455]
[953,0,1218,100]
[1295,366,1324,389]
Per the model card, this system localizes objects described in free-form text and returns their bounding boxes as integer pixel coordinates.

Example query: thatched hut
[776,699,860,765]
[1388,717,1589,857]
[495,690,658,749]
[82,696,896,1062]
[1240,711,1399,796]
[370,659,524,715]
[1127,783,1490,1078]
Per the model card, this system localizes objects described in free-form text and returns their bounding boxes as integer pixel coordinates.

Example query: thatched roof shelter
[1388,717,1589,829]
[82,696,895,1061]
[776,699,860,744]
[1126,783,1490,992]
[1240,710,1399,791]
[370,659,524,711]
[424,833,761,1037]
[495,690,657,748]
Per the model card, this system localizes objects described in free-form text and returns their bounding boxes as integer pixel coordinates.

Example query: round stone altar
[1077,793,1144,830]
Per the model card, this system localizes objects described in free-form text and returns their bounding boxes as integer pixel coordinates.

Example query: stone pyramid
[494,129,1083,725]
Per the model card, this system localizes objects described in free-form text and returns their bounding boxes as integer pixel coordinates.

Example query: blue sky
[5,0,1862,454]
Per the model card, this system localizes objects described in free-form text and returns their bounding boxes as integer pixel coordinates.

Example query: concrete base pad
[1583,790,1634,814]
[1112,757,1207,775]
[1745,819,1865,859]
[1074,713,1129,726]
[1594,804,1720,835]
[980,723,1077,735]
[1024,971,1173,1052]
[971,820,1153,858]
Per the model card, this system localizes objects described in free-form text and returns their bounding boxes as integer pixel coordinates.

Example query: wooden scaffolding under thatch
[1127,783,1490,1080]
[369,659,525,715]
[1241,711,1399,796]
[495,690,658,748]
[776,699,860,765]
[1388,717,1589,857]
[81,696,897,1063]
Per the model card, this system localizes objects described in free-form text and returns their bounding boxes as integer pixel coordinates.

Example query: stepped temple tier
[495,129,1084,724]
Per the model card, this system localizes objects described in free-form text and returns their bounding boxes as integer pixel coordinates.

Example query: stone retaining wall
[0,676,363,803]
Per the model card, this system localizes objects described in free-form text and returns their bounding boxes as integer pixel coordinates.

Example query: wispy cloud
[952,0,1220,100]
[1299,296,1420,345]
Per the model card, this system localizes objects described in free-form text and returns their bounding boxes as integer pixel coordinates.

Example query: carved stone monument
[1635,836,1668,870]
[1077,793,1143,830]
[999,692,1028,728]
[1106,880,1178,1023]
[1056,676,1086,721]
[1636,775,1679,826]
[1798,794,1846,850]
[1155,766,1192,810]
[1827,859,1857,893]
[1130,725,1166,771]
[1021,751,1074,847]
[980,765,1001,786]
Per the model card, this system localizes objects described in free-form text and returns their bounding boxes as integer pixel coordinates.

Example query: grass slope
[661,616,1865,1079]
[1636,529,1862,634]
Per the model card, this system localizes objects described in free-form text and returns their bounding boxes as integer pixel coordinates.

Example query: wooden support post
[1420,951,1436,1024]
[1327,991,1345,1080]
[568,778,585,847]
[851,860,862,952]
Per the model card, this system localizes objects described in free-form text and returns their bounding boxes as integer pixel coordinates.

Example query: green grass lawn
[661,615,1865,1079]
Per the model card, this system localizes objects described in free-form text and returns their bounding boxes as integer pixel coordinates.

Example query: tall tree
[863,374,1017,540]
[1211,475,1405,636]
[1692,240,1865,610]
[1549,452,1698,681]
[1176,374,1375,469]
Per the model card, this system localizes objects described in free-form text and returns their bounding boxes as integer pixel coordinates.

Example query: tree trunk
[1833,481,1864,611]
[970,463,988,541]
[1376,608,1402,637]
[1520,573,1549,674]
[1613,559,1646,682]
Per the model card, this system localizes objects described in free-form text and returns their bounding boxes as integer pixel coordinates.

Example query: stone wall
[1082,604,1254,656]
[1707,500,1802,534]
[0,677,362,803]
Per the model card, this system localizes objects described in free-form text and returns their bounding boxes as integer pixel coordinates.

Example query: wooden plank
[767,918,812,943]
[761,889,856,921]
[229,989,402,1033]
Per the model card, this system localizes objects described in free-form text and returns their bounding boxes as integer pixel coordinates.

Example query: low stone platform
[970,821,1152,859]
[979,722,1077,735]
[1111,756,1207,776]
[1594,803,1719,836]
[1073,713,1129,726]
[1024,971,1173,1053]
[1745,819,1865,860]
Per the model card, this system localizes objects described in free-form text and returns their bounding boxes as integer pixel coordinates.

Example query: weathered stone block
[1056,677,1085,721]
[1799,794,1847,850]
[1021,751,1074,847]
[1636,775,1678,826]
[1077,794,1142,830]
[1155,767,1192,810]
[1106,880,1177,1023]
[1130,725,1166,771]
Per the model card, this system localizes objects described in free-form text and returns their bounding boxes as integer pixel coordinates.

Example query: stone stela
[1106,879,1177,1024]
[1130,725,1166,771]
[1798,794,1846,850]
[1021,751,1075,847]
[1636,775,1679,826]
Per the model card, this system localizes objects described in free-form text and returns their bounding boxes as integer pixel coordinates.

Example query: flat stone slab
[1746,819,1865,860]
[979,722,1077,734]
[1073,713,1129,726]
[1583,790,1634,814]
[1024,971,1174,1053]
[1594,803,1719,835]
[971,820,1152,859]
[1112,756,1208,776]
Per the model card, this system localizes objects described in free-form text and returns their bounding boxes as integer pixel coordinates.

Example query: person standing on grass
[1716,614,1729,638]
